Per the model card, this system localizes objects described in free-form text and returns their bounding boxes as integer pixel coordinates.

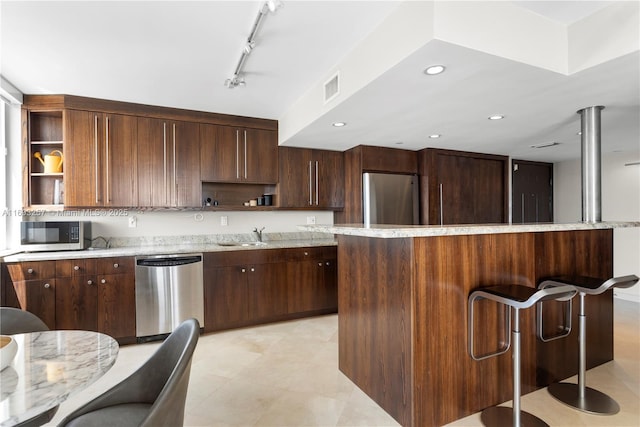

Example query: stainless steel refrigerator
[363,172,420,225]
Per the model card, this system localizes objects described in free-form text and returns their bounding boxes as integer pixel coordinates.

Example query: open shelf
[202,182,276,209]
[27,110,65,207]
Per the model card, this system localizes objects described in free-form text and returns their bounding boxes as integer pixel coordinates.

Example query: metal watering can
[34,150,64,173]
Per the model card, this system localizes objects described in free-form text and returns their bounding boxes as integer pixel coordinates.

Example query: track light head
[266,0,283,13]
[225,75,246,89]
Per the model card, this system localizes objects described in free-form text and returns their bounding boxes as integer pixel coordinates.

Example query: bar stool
[538,275,639,415]
[469,284,576,427]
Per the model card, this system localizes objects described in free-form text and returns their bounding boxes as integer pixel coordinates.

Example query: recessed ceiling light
[424,65,446,75]
[428,134,441,139]
[488,115,504,120]
[332,122,346,127]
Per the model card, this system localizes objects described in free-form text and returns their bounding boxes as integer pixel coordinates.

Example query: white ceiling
[2,1,638,163]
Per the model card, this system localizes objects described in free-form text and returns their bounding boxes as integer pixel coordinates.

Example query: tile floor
[47,299,639,426]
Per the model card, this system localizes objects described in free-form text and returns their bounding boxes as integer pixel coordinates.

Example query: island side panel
[413,233,537,426]
[534,229,614,386]
[337,235,415,427]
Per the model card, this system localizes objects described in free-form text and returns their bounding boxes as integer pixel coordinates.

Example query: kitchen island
[301,222,639,426]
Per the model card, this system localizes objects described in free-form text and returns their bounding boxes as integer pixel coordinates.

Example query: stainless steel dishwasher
[135,253,204,341]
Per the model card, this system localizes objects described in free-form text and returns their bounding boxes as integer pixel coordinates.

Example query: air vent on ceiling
[324,72,340,104]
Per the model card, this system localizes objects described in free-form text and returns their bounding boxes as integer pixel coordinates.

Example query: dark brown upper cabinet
[200,125,278,184]
[419,148,509,225]
[278,147,344,209]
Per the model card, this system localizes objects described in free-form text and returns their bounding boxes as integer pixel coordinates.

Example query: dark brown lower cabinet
[204,255,291,332]
[287,253,337,313]
[204,247,337,333]
[249,263,289,320]
[205,266,250,331]
[9,279,56,329]
[96,273,136,340]
[54,273,135,341]
[56,276,98,331]
[4,247,337,338]
[4,258,136,343]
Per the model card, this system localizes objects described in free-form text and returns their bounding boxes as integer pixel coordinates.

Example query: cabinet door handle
[87,280,93,285]
[44,283,51,289]
[74,265,80,271]
[27,268,34,274]
[101,279,107,284]
[173,123,177,206]
[244,130,248,179]
[439,183,444,226]
[94,115,100,204]
[315,160,319,205]
[163,122,168,205]
[318,262,323,267]
[105,115,110,203]
[304,251,309,256]
[113,263,119,269]
[241,268,246,273]
[326,261,331,266]
[308,161,313,205]
[236,130,240,179]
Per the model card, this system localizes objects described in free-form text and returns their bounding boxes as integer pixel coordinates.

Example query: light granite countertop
[299,221,640,238]
[1,330,118,426]
[2,232,336,262]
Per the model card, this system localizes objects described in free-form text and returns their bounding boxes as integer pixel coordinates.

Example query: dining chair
[0,307,49,335]
[57,318,200,427]
[0,307,59,427]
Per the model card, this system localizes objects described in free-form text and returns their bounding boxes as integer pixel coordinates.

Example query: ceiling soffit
[279,1,640,155]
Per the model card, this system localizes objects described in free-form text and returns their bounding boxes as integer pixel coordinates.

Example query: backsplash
[17,210,334,244]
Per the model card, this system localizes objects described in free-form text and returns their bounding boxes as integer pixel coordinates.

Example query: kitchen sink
[217,242,268,247]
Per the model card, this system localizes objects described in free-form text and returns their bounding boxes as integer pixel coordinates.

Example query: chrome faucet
[253,227,265,242]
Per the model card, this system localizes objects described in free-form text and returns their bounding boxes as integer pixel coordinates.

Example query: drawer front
[95,257,134,275]
[286,246,336,262]
[56,259,97,277]
[7,261,56,281]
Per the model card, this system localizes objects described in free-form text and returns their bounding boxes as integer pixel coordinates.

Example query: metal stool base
[480,406,549,427]
[548,382,620,415]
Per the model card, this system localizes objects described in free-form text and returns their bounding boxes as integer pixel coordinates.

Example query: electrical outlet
[221,215,228,226]
[128,216,137,228]
[306,216,316,225]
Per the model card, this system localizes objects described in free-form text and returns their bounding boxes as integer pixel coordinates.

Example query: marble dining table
[0,330,119,426]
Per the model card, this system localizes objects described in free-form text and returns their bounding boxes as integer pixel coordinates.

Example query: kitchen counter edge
[2,239,337,263]
[298,221,640,238]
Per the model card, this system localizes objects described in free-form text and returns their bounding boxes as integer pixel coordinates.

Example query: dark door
[512,160,553,223]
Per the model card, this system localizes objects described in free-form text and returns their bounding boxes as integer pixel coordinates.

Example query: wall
[555,150,640,302]
[3,102,22,249]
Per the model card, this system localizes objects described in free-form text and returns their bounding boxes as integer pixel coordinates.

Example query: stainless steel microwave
[20,221,92,252]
